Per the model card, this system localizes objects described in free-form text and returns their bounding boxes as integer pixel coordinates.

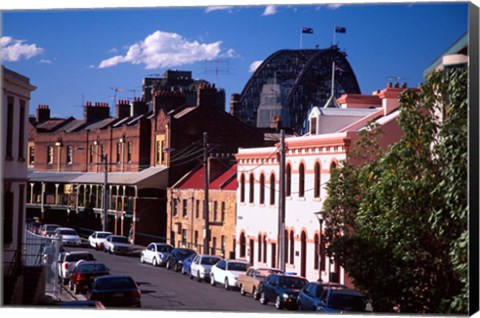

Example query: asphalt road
[65,246,279,313]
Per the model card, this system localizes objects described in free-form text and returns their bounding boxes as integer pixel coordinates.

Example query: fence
[25,230,61,298]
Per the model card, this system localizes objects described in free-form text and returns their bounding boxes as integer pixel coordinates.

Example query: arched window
[331,161,337,171]
[284,229,289,264]
[240,173,245,203]
[289,230,295,264]
[240,232,246,258]
[263,235,267,263]
[299,163,305,198]
[286,164,292,197]
[314,162,321,198]
[314,233,319,270]
[258,233,262,262]
[249,173,255,204]
[269,173,276,205]
[259,173,265,205]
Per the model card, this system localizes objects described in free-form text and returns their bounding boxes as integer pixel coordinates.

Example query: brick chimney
[84,101,111,123]
[197,83,217,108]
[153,90,185,114]
[229,93,240,117]
[132,97,149,117]
[116,100,131,119]
[36,105,51,123]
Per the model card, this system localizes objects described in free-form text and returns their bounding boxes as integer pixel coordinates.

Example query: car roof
[95,275,134,281]
[56,227,77,231]
[330,288,365,296]
[66,251,92,255]
[151,242,172,246]
[93,231,112,234]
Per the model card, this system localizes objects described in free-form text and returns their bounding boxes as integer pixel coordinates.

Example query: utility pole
[203,132,210,254]
[278,129,286,272]
[103,154,109,232]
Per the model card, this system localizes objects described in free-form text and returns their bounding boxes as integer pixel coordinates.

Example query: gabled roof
[174,163,237,191]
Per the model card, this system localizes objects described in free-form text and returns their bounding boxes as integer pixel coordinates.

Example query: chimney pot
[387,82,392,88]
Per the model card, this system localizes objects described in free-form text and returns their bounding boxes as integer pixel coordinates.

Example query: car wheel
[224,278,230,290]
[260,292,268,305]
[166,262,170,270]
[197,273,202,283]
[298,302,303,311]
[189,271,193,280]
[253,287,259,300]
[275,296,283,310]
[152,257,158,267]
[210,275,216,287]
[181,266,186,275]
[140,254,145,263]
[109,247,113,254]
[240,284,245,295]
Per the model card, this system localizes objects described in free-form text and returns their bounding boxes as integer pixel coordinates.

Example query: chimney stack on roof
[132,97,149,117]
[229,93,240,118]
[84,101,111,123]
[197,82,217,108]
[152,90,185,114]
[36,105,51,123]
[116,100,131,119]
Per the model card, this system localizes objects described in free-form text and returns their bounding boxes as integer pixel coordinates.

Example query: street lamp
[314,211,324,282]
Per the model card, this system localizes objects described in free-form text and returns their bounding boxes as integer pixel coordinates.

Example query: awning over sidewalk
[28,167,169,190]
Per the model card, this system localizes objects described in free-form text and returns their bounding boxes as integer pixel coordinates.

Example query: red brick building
[27,80,264,246]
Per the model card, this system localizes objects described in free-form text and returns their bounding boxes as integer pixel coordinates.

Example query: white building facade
[235,82,415,285]
[2,66,36,270]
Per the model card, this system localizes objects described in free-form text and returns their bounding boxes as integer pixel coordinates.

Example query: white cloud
[263,5,278,16]
[98,31,224,70]
[249,60,263,73]
[205,6,234,13]
[1,36,44,62]
[39,59,52,64]
[326,4,343,10]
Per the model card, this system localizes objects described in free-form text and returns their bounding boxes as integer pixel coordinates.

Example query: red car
[68,261,110,294]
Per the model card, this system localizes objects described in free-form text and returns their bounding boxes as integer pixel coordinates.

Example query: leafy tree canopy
[323,67,468,313]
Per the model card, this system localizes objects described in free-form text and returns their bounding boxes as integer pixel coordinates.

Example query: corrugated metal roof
[85,118,117,131]
[28,166,169,189]
[62,119,86,133]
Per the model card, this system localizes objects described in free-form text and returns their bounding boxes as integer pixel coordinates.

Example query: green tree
[323,67,468,313]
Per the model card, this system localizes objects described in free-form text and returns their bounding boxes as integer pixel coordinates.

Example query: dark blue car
[297,281,346,311]
[181,252,197,275]
[258,273,308,310]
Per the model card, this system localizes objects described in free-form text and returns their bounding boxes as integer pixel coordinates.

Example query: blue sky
[1,2,469,119]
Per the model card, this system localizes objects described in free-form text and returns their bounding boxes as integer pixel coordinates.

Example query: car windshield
[257,269,282,278]
[95,277,136,290]
[157,245,173,252]
[60,230,77,235]
[279,277,307,289]
[112,236,129,243]
[227,262,248,271]
[328,294,367,311]
[97,233,110,238]
[176,249,194,257]
[201,257,220,265]
[78,264,108,273]
[67,253,95,262]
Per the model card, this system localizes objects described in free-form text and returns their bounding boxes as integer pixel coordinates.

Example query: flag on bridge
[302,27,314,34]
[335,26,346,33]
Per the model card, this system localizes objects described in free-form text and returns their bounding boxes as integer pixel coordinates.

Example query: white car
[210,259,249,290]
[103,235,133,255]
[189,254,221,282]
[140,242,174,267]
[53,227,82,246]
[58,251,95,284]
[88,231,113,250]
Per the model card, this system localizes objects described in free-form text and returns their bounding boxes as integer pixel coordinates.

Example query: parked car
[181,252,197,275]
[238,266,284,299]
[58,251,96,284]
[88,231,113,250]
[189,254,221,282]
[40,224,61,237]
[165,248,196,272]
[210,259,249,290]
[316,287,372,313]
[140,242,174,267]
[258,273,308,310]
[26,220,43,235]
[297,281,346,311]
[53,227,82,246]
[88,275,141,308]
[103,235,133,255]
[68,261,110,294]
